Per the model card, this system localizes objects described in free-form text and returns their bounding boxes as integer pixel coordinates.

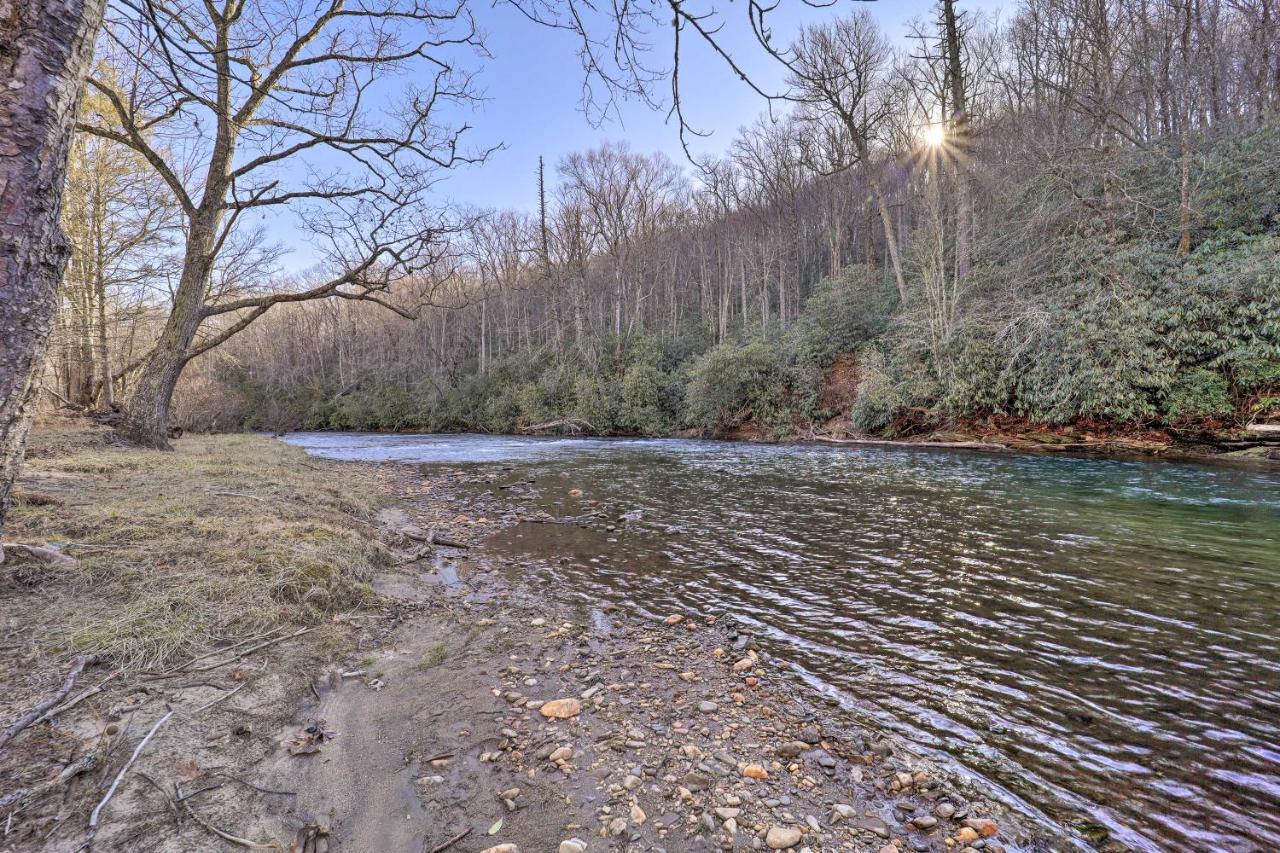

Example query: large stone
[963,818,999,837]
[854,816,890,839]
[765,825,803,849]
[540,698,582,719]
[558,840,587,853]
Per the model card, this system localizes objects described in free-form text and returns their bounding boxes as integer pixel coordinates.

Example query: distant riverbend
[284,431,1280,851]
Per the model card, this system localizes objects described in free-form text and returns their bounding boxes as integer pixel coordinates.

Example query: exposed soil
[1,434,1062,853]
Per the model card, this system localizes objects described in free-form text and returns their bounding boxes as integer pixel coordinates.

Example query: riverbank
[0,426,1057,851]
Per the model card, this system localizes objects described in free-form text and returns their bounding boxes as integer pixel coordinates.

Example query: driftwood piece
[522,417,596,435]
[0,654,95,752]
[812,435,1012,452]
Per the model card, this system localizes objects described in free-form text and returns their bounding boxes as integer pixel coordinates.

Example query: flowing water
[284,432,1280,851]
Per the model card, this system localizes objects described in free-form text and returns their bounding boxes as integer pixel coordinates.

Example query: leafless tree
[72,0,487,447]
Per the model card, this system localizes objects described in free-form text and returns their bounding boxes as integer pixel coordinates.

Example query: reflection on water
[284,432,1280,851]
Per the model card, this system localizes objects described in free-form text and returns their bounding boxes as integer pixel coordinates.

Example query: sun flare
[922,124,946,147]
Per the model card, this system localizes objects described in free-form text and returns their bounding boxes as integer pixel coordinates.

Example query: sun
[922,124,946,147]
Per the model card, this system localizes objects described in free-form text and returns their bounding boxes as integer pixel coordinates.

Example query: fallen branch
[0,655,95,752]
[186,683,246,716]
[811,435,1012,452]
[0,542,77,568]
[522,417,596,435]
[428,826,471,853]
[402,528,469,549]
[183,801,281,850]
[152,628,285,676]
[90,709,174,829]
[32,670,122,727]
[0,750,98,811]
[145,627,311,681]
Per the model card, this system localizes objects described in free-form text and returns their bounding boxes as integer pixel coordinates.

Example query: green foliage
[1163,369,1233,421]
[684,339,801,437]
[787,265,897,368]
[850,348,903,434]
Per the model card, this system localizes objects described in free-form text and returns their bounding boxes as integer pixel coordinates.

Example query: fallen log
[811,435,1012,452]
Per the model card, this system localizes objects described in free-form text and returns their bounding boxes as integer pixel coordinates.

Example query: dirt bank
[1,427,1063,852]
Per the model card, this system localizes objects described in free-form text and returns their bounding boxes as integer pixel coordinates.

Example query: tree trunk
[0,0,107,538]
[117,229,216,448]
[942,0,972,279]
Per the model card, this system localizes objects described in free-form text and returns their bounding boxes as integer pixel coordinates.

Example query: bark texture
[0,0,106,534]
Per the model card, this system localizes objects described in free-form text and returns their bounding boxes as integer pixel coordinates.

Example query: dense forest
[50,0,1280,441]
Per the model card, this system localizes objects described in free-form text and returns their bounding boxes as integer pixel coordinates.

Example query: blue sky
[267,0,1010,269]
[439,0,1010,213]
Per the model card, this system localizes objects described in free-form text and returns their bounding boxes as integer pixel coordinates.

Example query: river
[282,432,1280,851]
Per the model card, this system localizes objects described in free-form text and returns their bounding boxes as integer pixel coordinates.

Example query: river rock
[697,701,718,713]
[540,698,581,719]
[777,741,808,759]
[830,804,856,824]
[664,614,685,625]
[558,840,587,853]
[682,770,713,791]
[963,818,999,837]
[797,725,821,744]
[480,846,518,853]
[742,763,768,779]
[912,815,939,830]
[715,807,741,820]
[954,827,980,844]
[765,826,803,849]
[935,803,956,819]
[854,816,890,839]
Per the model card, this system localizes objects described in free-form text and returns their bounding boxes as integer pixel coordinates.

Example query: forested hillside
[58,0,1280,441]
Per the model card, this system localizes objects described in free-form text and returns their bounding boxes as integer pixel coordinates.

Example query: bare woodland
[4,0,1280,531]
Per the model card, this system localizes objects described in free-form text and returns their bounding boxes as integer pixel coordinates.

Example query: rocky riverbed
[314,462,1061,853]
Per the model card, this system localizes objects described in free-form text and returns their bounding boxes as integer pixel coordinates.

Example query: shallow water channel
[283,432,1280,851]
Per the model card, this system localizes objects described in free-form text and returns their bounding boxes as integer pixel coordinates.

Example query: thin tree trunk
[0,0,107,538]
[942,0,972,279]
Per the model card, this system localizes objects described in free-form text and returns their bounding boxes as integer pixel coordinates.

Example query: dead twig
[145,628,311,681]
[427,826,471,853]
[32,670,123,727]
[182,801,281,849]
[90,708,174,829]
[150,628,285,677]
[0,655,95,753]
[186,683,245,716]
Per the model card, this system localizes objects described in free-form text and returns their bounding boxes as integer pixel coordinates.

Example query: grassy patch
[421,643,450,668]
[7,426,389,669]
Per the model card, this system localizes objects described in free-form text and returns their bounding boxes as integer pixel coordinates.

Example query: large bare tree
[0,0,107,547]
[78,0,485,447]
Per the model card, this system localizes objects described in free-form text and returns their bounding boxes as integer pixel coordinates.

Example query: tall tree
[78,0,485,448]
[790,12,910,302]
[0,0,107,546]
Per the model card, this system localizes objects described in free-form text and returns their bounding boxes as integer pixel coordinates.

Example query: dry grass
[6,426,389,670]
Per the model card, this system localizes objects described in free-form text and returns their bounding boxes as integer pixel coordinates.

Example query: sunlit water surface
[284,432,1280,851]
